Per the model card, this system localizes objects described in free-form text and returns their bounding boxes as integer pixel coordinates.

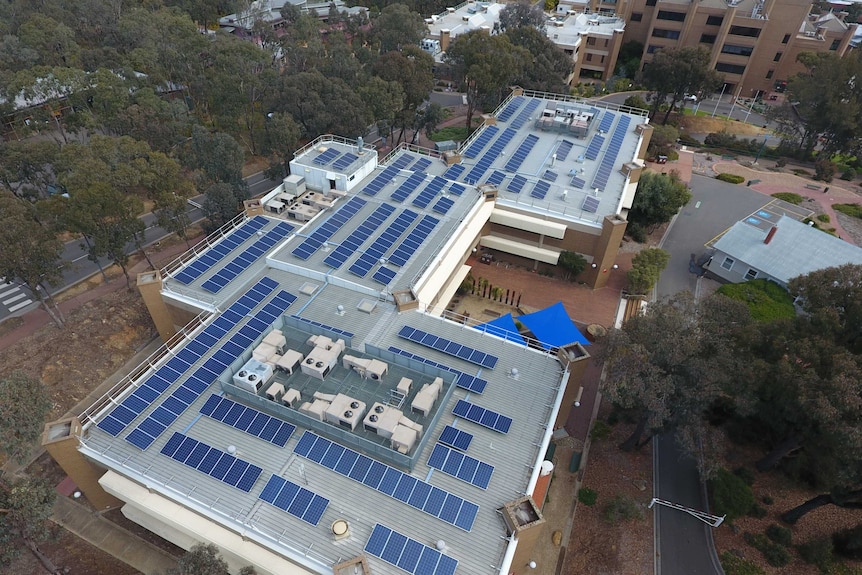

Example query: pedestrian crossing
[0,284,34,314]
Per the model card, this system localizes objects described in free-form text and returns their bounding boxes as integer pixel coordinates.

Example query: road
[652,174,775,574]
[0,171,281,322]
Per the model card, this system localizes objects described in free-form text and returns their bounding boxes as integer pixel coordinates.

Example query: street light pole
[753,134,769,165]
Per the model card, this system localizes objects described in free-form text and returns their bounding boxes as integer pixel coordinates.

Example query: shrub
[627,222,648,243]
[602,495,643,523]
[717,173,746,184]
[766,524,793,547]
[815,159,837,182]
[748,504,768,518]
[627,248,670,294]
[720,551,766,575]
[590,420,612,441]
[841,167,857,181]
[798,537,834,570]
[577,487,597,506]
[677,133,701,146]
[833,523,862,560]
[793,168,812,176]
[709,467,755,521]
[430,126,468,142]
[817,213,831,223]
[762,495,774,505]
[775,158,787,167]
[745,532,793,567]
[734,467,756,486]
[716,279,796,322]
[771,192,804,204]
[834,203,862,219]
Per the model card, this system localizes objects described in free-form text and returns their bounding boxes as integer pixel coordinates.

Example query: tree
[188,126,248,193]
[615,40,644,79]
[202,182,243,233]
[787,264,862,352]
[639,47,724,124]
[626,247,670,294]
[0,476,57,571]
[372,4,427,53]
[497,1,546,32]
[0,140,59,202]
[0,194,65,327]
[371,47,435,144]
[557,251,587,280]
[260,112,301,181]
[154,192,194,249]
[166,543,256,575]
[0,372,52,464]
[628,170,692,231]
[277,71,369,139]
[504,26,572,94]
[647,124,679,158]
[359,76,405,147]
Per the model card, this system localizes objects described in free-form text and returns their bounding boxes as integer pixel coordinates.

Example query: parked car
[684,94,698,102]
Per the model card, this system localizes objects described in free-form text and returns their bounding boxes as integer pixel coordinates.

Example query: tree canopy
[628,170,692,231]
[0,371,52,464]
[640,47,724,124]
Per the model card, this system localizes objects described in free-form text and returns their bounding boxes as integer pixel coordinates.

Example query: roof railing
[160,211,249,278]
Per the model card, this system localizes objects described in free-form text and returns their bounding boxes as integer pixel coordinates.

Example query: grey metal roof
[713,214,862,284]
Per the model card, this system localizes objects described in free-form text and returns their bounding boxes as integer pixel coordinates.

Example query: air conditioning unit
[232,358,274,393]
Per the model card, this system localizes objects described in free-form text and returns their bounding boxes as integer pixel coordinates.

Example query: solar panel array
[542,170,558,182]
[442,164,465,181]
[372,266,398,286]
[332,152,358,171]
[439,425,473,451]
[485,171,506,186]
[410,157,433,172]
[366,524,459,575]
[199,394,296,447]
[463,128,516,184]
[530,180,551,200]
[448,183,466,196]
[428,443,494,489]
[390,172,427,203]
[292,196,367,260]
[556,140,574,162]
[582,196,600,213]
[290,315,354,339]
[591,116,631,191]
[503,134,539,173]
[349,210,419,277]
[398,326,498,369]
[323,204,395,268]
[161,432,263,492]
[294,431,479,531]
[496,95,525,122]
[387,346,488,394]
[510,98,540,129]
[201,221,295,293]
[313,147,341,165]
[598,111,615,133]
[120,281,297,451]
[175,217,267,285]
[462,125,499,159]
[363,158,411,197]
[584,135,605,161]
[98,277,281,438]
[570,176,586,189]
[453,399,512,433]
[507,175,528,194]
[259,474,329,526]
[431,196,454,215]
[412,177,446,209]
[389,215,439,267]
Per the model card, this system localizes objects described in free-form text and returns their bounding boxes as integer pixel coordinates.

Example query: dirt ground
[680,115,768,137]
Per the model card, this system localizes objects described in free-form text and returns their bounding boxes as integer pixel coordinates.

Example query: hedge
[716,173,745,184]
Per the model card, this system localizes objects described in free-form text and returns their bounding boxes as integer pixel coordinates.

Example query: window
[782,33,790,44]
[646,0,657,6]
[588,37,596,46]
[766,69,774,79]
[700,34,717,44]
[773,51,782,62]
[652,28,681,40]
[830,39,841,50]
[744,268,758,280]
[586,53,593,62]
[721,44,754,57]
[604,39,609,48]
[706,15,723,26]
[601,55,606,63]
[721,257,735,271]
[729,25,761,38]
[631,12,643,21]
[715,62,746,74]
[647,44,661,54]
[657,10,686,21]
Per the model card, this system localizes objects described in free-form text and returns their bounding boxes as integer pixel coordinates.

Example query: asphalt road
[652,174,775,574]
[0,171,281,322]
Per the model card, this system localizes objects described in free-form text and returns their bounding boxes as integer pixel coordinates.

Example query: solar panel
[332,152,358,171]
[448,183,466,196]
[570,176,586,189]
[431,196,454,215]
[323,204,395,268]
[366,524,459,575]
[439,425,473,451]
[292,196,367,260]
[582,196,600,213]
[584,134,605,161]
[530,180,551,200]
[591,115,632,191]
[542,170,558,182]
[294,432,479,531]
[485,171,506,186]
[161,432,262,492]
[199,394,295,447]
[452,399,512,433]
[290,315,355,338]
[507,175,528,194]
[363,165,401,196]
[598,111,615,133]
[428,444,494,489]
[174,217,267,285]
[349,209,419,277]
[372,266,397,286]
[398,325,498,369]
[410,157,432,172]
[496,95,525,122]
[258,474,329,525]
[556,140,574,162]
[463,128,517,184]
[201,222,295,293]
[442,164,465,181]
[503,134,539,173]
[388,215,439,267]
[387,346,486,395]
[510,98,540,129]
[412,176,446,209]
[390,172,427,203]
[313,147,341,165]
[462,126,499,159]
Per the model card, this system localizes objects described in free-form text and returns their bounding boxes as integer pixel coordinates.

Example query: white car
[684,94,698,102]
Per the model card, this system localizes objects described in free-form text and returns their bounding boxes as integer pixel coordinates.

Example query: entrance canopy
[472,313,527,345]
[518,302,589,349]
